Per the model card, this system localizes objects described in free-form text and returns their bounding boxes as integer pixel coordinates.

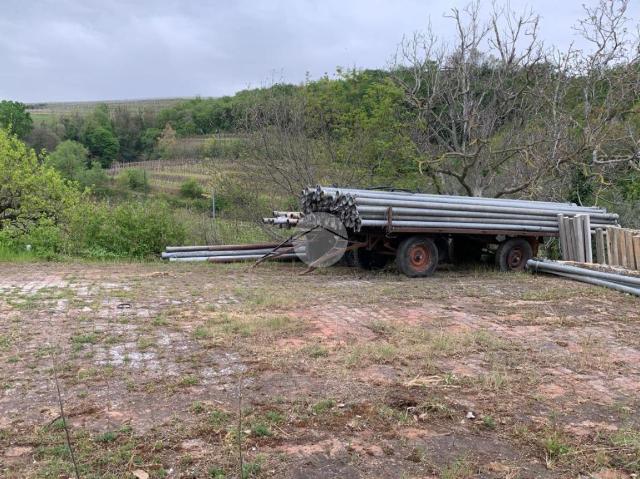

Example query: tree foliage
[0,101,33,139]
[0,129,81,234]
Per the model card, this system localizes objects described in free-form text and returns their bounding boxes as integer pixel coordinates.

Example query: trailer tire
[354,249,391,270]
[495,238,533,272]
[396,236,439,277]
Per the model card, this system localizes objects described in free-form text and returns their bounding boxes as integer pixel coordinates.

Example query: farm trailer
[299,186,619,277]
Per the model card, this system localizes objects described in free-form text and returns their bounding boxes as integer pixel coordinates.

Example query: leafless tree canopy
[242,87,369,198]
[394,0,640,199]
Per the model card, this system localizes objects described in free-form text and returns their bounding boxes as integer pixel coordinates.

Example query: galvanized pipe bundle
[301,186,618,233]
[162,242,301,263]
[527,259,640,296]
[263,211,302,228]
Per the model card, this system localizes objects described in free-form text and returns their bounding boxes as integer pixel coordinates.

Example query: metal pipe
[526,259,640,287]
[360,219,557,232]
[356,206,615,223]
[528,268,640,297]
[354,197,618,220]
[165,242,281,253]
[168,253,300,262]
[323,187,602,212]
[322,187,582,208]
[162,247,298,259]
[361,214,561,226]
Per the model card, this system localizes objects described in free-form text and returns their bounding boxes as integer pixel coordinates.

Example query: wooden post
[566,217,575,261]
[574,215,586,263]
[633,235,640,271]
[595,228,605,265]
[583,214,592,263]
[619,228,628,268]
[610,227,620,266]
[626,230,637,270]
[606,227,615,266]
[557,214,568,260]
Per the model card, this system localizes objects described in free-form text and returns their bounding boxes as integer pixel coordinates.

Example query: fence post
[557,214,568,260]
[595,228,605,265]
[574,215,585,263]
[619,229,628,268]
[583,214,592,263]
[211,190,216,220]
[610,227,620,266]
[626,230,637,270]
[566,217,575,261]
[633,235,640,271]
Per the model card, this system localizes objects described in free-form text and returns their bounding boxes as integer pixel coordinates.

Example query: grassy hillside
[26,98,192,124]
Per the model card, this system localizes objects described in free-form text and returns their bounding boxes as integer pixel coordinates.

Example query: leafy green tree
[0,101,33,139]
[0,129,81,234]
[47,140,89,178]
[180,179,204,198]
[84,125,120,167]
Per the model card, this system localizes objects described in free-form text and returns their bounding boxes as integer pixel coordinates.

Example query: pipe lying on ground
[165,242,281,253]
[169,253,300,263]
[527,259,640,288]
[162,247,298,259]
[527,259,640,296]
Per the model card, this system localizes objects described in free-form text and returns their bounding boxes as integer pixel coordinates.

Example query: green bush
[180,179,205,199]
[201,137,244,159]
[0,129,82,257]
[69,200,186,258]
[117,168,149,192]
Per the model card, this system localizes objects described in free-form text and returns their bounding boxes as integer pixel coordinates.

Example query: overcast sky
[1,0,638,103]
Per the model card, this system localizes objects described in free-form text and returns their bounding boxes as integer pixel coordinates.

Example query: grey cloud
[0,0,638,102]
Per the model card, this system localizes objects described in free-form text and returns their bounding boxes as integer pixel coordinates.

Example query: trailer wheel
[396,236,439,277]
[495,238,533,272]
[354,248,391,270]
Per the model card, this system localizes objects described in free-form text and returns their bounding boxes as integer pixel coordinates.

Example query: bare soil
[0,261,639,478]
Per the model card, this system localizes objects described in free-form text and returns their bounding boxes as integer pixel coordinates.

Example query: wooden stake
[595,228,605,265]
[610,227,620,266]
[626,230,637,270]
[606,227,615,266]
[574,215,586,262]
[619,228,628,268]
[633,235,640,271]
[566,217,576,261]
[557,214,568,260]
[583,214,592,263]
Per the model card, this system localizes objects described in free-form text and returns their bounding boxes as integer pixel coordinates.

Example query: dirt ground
[1,260,639,479]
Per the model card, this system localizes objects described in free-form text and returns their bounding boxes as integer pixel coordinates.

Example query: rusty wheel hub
[507,247,524,269]
[408,244,430,270]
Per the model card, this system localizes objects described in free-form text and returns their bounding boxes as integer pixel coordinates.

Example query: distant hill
[26,97,194,117]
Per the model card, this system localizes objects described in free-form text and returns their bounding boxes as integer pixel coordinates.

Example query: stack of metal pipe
[527,259,640,296]
[161,242,299,263]
[262,211,302,228]
[301,186,619,233]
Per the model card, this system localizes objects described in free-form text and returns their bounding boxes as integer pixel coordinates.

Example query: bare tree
[394,1,559,197]
[544,0,640,203]
[242,85,369,198]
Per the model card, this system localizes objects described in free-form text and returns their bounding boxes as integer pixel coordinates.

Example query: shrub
[201,137,244,159]
[180,179,205,199]
[0,129,82,256]
[47,140,89,178]
[117,168,149,192]
[69,200,186,258]
[84,125,120,168]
